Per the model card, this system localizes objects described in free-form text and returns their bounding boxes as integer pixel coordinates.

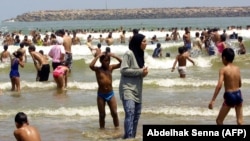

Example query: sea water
[0,17,250,141]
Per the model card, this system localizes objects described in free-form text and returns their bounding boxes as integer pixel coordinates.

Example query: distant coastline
[3,7,250,22]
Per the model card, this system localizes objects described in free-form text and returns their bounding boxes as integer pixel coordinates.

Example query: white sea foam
[1,78,250,90]
[1,104,250,117]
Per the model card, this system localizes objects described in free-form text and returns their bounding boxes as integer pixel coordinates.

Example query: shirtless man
[0,44,12,63]
[192,32,203,51]
[21,35,32,46]
[237,36,246,55]
[183,27,191,51]
[56,29,73,71]
[165,34,171,41]
[171,46,195,78]
[94,43,102,57]
[211,28,221,47]
[39,50,49,64]
[14,112,41,141]
[99,34,104,44]
[89,52,122,129]
[87,34,93,44]
[170,27,181,41]
[28,45,50,81]
[105,32,114,46]
[208,48,243,125]
[17,43,27,63]
[120,30,126,44]
[71,31,81,45]
[34,50,50,81]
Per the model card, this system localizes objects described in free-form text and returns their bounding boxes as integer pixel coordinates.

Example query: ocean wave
[1,78,250,90]
[1,105,250,117]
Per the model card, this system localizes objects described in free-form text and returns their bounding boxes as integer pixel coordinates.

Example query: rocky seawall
[7,7,250,22]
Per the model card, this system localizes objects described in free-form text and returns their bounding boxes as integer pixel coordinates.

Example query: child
[14,112,41,141]
[17,43,27,63]
[237,36,246,55]
[152,43,162,58]
[208,48,243,125]
[171,46,195,78]
[53,64,69,90]
[0,44,12,63]
[9,51,24,92]
[89,51,122,129]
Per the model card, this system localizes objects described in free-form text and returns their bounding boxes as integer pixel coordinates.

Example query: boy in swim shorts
[208,48,243,125]
[171,46,195,78]
[89,51,122,129]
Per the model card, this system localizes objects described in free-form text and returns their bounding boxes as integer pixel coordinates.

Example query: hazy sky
[1,0,249,21]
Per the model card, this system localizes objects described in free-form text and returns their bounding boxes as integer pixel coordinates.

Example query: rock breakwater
[7,7,250,22]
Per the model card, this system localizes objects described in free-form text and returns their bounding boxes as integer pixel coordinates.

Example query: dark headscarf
[129,33,145,68]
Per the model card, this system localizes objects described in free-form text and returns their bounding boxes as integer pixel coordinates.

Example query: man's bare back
[0,50,11,62]
[63,35,72,53]
[31,52,47,65]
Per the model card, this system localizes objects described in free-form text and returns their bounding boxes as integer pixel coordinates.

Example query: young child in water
[9,51,24,92]
[171,46,195,78]
[53,63,69,90]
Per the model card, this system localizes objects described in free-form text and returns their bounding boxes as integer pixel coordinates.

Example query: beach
[1,17,250,141]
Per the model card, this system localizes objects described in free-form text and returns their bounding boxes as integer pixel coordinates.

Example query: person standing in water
[53,63,69,90]
[9,51,24,92]
[119,33,148,139]
[171,46,195,78]
[89,51,122,129]
[28,45,50,82]
[208,48,243,125]
[0,44,12,63]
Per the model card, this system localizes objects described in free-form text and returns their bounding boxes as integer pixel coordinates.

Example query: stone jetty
[6,7,250,22]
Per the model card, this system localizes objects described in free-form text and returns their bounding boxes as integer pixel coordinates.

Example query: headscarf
[129,33,145,68]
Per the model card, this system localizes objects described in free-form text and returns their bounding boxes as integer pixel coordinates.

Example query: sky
[1,0,250,21]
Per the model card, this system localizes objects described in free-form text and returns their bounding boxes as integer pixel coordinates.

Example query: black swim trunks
[38,64,50,81]
[223,89,243,107]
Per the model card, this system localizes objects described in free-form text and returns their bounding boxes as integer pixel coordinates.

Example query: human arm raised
[109,53,122,70]
[89,53,103,71]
